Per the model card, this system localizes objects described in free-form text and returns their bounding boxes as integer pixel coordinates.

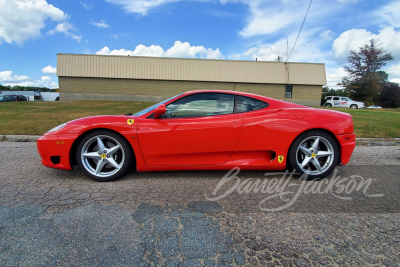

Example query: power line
[286,0,313,62]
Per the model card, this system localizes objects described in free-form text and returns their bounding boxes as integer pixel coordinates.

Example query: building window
[285,85,292,98]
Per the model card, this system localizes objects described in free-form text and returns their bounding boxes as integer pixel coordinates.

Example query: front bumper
[37,133,79,170]
[336,133,356,166]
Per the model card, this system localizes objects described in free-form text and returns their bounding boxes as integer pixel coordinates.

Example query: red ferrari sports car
[37,90,356,182]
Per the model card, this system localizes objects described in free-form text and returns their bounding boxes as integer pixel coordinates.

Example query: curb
[0,135,41,142]
[356,138,400,146]
[1,135,399,144]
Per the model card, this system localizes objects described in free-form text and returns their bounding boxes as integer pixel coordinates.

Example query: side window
[235,95,269,113]
[333,97,340,101]
[163,93,234,118]
[285,85,293,98]
[340,97,348,101]
[326,97,332,100]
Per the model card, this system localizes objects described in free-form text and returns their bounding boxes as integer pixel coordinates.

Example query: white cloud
[105,0,181,16]
[326,67,347,88]
[0,71,58,88]
[237,0,304,38]
[47,22,82,42]
[111,33,128,39]
[219,0,344,38]
[386,63,400,84]
[373,0,400,28]
[80,1,93,10]
[41,65,56,74]
[242,30,329,63]
[332,27,400,64]
[91,20,110,28]
[96,41,223,59]
[320,30,334,41]
[0,0,67,45]
[0,71,30,83]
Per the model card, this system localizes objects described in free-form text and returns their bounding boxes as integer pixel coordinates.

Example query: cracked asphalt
[1,142,400,266]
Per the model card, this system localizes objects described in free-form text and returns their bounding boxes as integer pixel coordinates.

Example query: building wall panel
[57,54,327,86]
[59,77,322,106]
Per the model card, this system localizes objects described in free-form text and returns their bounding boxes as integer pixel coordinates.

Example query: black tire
[287,130,339,180]
[350,104,357,109]
[325,103,332,107]
[76,130,132,182]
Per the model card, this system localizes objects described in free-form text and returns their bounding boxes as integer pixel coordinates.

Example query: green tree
[375,82,400,108]
[0,84,57,92]
[339,39,394,105]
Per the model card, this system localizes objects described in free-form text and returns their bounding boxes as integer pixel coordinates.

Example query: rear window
[326,97,332,100]
[235,95,269,113]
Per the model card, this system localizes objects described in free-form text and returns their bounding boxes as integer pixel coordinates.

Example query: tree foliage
[339,39,394,106]
[0,84,56,92]
[375,82,400,108]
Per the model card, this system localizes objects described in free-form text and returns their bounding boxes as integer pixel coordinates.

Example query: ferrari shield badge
[127,119,134,125]
[278,155,284,163]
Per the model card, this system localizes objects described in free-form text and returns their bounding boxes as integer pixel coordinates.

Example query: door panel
[340,97,349,108]
[137,114,242,166]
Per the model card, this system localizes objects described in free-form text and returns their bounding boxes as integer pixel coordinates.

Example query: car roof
[182,90,306,108]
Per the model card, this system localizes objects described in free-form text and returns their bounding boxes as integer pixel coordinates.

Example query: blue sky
[1,0,400,89]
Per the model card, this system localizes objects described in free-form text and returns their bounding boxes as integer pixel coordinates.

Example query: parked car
[38,90,356,182]
[366,105,382,109]
[0,96,3,102]
[1,95,28,102]
[324,96,364,109]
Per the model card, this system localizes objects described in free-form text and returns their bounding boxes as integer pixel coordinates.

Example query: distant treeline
[0,84,58,92]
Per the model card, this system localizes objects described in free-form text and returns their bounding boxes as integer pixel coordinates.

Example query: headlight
[48,123,67,133]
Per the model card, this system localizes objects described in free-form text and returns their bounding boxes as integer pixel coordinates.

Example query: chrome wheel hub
[81,135,125,178]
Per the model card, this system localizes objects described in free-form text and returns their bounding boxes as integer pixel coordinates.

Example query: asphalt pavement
[0,142,400,266]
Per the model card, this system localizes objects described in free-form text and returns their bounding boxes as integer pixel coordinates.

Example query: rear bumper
[37,133,79,170]
[336,133,356,166]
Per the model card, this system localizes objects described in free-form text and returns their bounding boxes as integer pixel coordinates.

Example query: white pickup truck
[324,96,365,109]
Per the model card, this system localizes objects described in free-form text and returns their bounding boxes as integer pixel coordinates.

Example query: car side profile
[324,96,364,109]
[37,90,356,182]
[366,105,382,109]
[1,95,28,102]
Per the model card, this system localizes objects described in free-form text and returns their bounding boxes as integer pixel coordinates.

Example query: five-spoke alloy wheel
[76,130,132,182]
[288,130,339,180]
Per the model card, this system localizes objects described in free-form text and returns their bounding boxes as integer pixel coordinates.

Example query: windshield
[133,93,184,116]
[347,98,352,101]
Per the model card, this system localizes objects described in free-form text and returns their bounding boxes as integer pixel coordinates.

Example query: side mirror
[154,104,166,119]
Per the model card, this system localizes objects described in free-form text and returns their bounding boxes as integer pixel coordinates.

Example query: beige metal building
[57,54,327,106]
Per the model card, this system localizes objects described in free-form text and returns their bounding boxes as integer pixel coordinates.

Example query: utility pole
[286,38,289,63]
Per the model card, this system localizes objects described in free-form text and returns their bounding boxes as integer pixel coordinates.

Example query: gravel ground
[1,142,400,266]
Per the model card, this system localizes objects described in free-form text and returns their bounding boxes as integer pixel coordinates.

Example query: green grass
[318,107,400,138]
[0,101,399,137]
[0,101,156,135]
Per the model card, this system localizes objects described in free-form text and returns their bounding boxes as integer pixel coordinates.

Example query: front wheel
[288,130,339,180]
[76,130,132,182]
[350,104,358,109]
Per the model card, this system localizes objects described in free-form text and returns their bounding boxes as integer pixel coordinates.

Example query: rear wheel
[325,103,332,107]
[351,104,357,109]
[288,130,339,180]
[76,130,132,182]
